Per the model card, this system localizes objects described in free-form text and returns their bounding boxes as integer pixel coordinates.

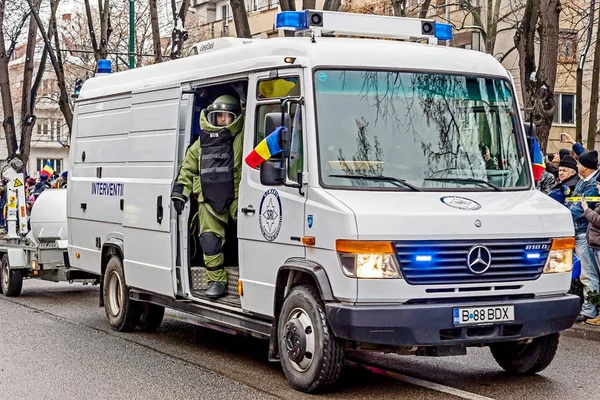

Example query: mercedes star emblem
[466,245,492,274]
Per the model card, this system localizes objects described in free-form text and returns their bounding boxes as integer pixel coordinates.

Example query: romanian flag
[530,137,545,181]
[245,126,284,168]
[40,161,54,177]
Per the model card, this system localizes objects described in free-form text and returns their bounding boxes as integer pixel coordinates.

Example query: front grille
[396,238,551,285]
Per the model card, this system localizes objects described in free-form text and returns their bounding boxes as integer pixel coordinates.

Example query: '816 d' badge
[259,189,282,241]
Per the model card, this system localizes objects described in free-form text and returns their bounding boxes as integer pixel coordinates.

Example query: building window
[558,30,577,63]
[553,93,575,125]
[37,158,62,174]
[221,4,228,20]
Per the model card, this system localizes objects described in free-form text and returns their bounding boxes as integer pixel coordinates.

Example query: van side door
[121,85,182,297]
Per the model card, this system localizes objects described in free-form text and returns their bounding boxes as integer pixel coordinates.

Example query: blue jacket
[573,142,586,156]
[565,170,600,235]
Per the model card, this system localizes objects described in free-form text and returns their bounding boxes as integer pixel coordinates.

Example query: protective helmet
[61,171,68,180]
[206,95,241,127]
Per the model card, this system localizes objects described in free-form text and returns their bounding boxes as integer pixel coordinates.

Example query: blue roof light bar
[434,22,454,41]
[276,11,309,31]
[274,10,453,44]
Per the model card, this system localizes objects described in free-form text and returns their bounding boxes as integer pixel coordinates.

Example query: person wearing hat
[548,155,579,203]
[581,173,600,325]
[565,149,600,322]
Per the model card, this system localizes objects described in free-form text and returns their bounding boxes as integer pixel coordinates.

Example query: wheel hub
[283,307,316,372]
[2,262,8,291]
[285,319,306,363]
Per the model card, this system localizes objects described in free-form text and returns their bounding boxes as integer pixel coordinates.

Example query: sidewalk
[562,322,600,342]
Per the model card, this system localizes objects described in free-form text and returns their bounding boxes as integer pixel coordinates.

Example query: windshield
[314,70,531,191]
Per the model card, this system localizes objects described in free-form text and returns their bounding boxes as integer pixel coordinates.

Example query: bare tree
[576,0,595,143]
[419,0,432,19]
[84,0,112,63]
[303,0,316,10]
[587,3,600,149]
[170,0,190,58]
[148,0,162,63]
[323,0,341,12]
[230,0,251,38]
[0,3,28,156]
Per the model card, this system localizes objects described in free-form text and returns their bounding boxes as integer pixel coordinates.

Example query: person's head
[481,145,491,159]
[61,171,68,181]
[559,148,570,160]
[206,95,241,127]
[551,153,560,166]
[558,155,577,182]
[546,162,558,176]
[577,150,598,178]
[40,174,48,182]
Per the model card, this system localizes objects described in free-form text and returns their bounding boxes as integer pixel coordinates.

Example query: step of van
[190,266,240,307]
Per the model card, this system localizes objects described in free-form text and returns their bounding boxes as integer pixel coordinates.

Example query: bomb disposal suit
[171,95,244,299]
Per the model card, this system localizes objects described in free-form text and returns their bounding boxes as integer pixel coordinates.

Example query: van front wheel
[278,285,344,393]
[103,256,140,332]
[490,332,559,375]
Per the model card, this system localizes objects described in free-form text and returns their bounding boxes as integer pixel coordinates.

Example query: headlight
[543,237,575,273]
[336,240,401,279]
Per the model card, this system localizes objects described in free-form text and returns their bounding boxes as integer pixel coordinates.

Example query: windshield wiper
[329,174,422,192]
[423,177,504,192]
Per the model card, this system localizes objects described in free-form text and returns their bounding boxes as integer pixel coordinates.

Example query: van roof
[79,37,509,100]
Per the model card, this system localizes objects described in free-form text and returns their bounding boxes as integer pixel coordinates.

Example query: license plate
[453,306,514,326]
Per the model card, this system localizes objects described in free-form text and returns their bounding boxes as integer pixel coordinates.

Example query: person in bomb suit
[171,95,244,299]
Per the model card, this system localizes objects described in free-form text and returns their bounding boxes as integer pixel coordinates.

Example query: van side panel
[67,95,132,275]
[68,87,181,298]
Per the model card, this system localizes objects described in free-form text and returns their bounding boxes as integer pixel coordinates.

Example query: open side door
[122,85,183,297]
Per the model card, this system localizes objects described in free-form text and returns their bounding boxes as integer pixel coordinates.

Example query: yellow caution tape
[565,196,600,202]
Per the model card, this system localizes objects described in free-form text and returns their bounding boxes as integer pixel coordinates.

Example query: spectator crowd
[540,133,600,326]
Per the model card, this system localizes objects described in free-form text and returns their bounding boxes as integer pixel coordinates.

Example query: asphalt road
[1,279,598,400]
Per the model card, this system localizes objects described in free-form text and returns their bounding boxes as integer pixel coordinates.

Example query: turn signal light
[336,240,395,254]
[551,237,575,250]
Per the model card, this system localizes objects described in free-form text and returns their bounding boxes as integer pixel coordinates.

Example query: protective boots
[206,281,227,299]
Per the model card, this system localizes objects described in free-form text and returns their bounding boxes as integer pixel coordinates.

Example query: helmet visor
[208,110,237,127]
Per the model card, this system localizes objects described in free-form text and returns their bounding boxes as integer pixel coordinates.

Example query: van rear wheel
[137,303,165,331]
[278,285,344,393]
[103,256,140,332]
[1,254,23,297]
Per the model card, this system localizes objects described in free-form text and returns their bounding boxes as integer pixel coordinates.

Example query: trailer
[0,158,99,297]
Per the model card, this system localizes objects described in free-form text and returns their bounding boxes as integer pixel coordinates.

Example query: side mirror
[260,159,285,186]
[523,121,536,138]
[264,112,291,152]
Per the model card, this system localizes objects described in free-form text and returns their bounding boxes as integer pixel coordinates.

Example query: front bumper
[326,295,580,347]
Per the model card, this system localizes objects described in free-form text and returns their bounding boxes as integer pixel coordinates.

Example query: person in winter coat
[548,156,580,203]
[581,175,600,326]
[537,168,556,194]
[171,95,244,300]
[565,150,600,322]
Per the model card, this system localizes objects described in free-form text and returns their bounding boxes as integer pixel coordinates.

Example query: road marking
[347,361,496,400]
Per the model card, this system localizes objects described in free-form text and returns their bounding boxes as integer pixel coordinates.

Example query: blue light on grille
[275,11,309,31]
[526,252,541,259]
[415,255,433,262]
[434,22,453,41]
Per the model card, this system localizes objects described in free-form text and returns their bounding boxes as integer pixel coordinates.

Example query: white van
[67,10,580,393]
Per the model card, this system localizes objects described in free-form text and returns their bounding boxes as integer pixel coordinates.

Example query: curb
[561,322,600,342]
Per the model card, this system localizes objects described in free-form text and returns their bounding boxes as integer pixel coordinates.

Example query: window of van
[313,69,530,191]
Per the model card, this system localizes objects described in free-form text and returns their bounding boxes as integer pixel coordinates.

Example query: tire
[103,255,140,332]
[137,303,165,332]
[278,284,344,393]
[0,254,23,297]
[490,332,560,375]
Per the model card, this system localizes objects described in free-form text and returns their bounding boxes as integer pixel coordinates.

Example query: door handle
[157,195,163,224]
[241,206,255,215]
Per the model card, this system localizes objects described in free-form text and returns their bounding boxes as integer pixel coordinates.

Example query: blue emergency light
[434,22,453,41]
[276,11,309,31]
